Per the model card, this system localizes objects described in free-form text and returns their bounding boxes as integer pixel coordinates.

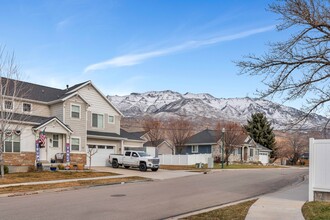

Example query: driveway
[92,166,201,180]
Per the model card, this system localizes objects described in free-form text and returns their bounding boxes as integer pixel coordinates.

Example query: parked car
[109,151,160,172]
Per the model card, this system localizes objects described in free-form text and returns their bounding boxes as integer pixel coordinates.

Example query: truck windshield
[138,152,150,157]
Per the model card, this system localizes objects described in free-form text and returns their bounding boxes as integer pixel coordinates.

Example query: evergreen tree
[244,113,276,157]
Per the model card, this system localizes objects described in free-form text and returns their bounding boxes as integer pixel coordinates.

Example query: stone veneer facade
[64,153,87,164]
[3,152,35,166]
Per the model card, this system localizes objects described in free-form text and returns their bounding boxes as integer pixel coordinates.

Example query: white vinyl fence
[158,154,212,165]
[309,138,330,201]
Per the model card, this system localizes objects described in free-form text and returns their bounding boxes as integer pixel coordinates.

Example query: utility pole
[222,127,225,169]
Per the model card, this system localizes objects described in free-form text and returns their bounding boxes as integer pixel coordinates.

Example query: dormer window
[23,103,31,112]
[71,104,80,119]
[4,101,13,110]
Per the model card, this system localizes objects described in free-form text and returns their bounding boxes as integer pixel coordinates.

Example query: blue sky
[1,0,300,107]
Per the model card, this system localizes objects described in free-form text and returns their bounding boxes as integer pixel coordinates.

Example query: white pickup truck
[109,151,160,172]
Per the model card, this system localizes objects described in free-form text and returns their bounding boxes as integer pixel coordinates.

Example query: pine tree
[244,113,276,157]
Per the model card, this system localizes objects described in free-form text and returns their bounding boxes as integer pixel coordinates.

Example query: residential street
[0,168,307,220]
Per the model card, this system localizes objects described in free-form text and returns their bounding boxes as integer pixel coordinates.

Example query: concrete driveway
[92,166,202,180]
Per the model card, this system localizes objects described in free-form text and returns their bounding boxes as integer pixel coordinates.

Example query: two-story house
[1,78,144,171]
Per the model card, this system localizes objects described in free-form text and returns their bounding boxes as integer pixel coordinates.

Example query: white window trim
[4,133,21,153]
[22,102,32,113]
[4,100,14,111]
[192,145,198,153]
[108,115,115,124]
[71,136,81,151]
[92,113,105,129]
[70,104,81,119]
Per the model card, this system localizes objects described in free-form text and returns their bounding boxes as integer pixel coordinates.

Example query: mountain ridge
[108,90,328,129]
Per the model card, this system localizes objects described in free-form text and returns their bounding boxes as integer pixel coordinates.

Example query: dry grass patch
[181,199,257,220]
[302,201,330,220]
[0,171,119,185]
[0,176,147,194]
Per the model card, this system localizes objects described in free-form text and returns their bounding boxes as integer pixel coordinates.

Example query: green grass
[181,199,257,220]
[302,201,330,220]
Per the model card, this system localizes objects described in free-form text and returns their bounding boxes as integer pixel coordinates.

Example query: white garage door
[259,152,269,164]
[88,145,115,166]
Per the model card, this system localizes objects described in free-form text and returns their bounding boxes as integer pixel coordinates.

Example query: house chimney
[66,85,69,90]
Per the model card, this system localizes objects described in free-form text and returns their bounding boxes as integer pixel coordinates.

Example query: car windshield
[138,152,150,157]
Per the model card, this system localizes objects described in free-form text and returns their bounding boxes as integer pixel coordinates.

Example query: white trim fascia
[87,134,127,141]
[86,82,124,116]
[33,117,73,133]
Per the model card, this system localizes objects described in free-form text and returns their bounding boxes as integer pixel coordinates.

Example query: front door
[244,147,248,161]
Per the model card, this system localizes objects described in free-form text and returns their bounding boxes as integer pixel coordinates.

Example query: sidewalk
[245,177,308,220]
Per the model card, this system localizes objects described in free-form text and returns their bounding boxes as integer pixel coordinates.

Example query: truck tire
[112,160,119,168]
[124,166,130,169]
[139,162,147,172]
[151,168,158,172]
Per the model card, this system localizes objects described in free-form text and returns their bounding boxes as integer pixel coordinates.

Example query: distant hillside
[108,90,328,130]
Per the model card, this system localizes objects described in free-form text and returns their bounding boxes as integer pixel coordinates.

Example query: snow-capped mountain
[108,90,328,129]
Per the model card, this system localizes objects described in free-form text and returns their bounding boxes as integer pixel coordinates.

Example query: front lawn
[0,171,119,185]
[0,176,147,195]
[181,199,257,220]
[302,201,330,220]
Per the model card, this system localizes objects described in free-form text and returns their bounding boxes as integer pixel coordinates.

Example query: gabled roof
[186,129,219,145]
[256,143,272,152]
[33,116,73,133]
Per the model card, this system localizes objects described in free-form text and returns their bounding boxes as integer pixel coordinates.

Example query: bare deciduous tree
[237,0,330,125]
[87,146,98,169]
[276,132,308,165]
[0,46,29,178]
[215,122,246,165]
[142,117,164,156]
[166,117,193,154]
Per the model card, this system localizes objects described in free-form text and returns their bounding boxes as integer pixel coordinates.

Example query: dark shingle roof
[0,77,89,102]
[87,129,144,141]
[256,143,272,152]
[120,129,144,141]
[186,129,219,144]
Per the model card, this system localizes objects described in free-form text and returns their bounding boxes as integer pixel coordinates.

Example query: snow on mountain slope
[108,91,328,129]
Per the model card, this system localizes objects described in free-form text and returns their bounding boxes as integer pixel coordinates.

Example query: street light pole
[222,127,225,169]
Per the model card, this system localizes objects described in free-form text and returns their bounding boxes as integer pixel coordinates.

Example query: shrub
[28,165,36,172]
[0,165,9,174]
[57,164,65,170]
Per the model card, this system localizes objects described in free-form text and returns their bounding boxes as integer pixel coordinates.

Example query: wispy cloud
[84,25,275,73]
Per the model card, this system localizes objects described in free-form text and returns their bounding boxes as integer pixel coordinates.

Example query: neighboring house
[1,78,144,169]
[181,129,271,164]
[131,131,174,156]
[143,140,174,156]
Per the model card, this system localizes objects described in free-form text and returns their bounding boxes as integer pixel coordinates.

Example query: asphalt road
[0,168,307,220]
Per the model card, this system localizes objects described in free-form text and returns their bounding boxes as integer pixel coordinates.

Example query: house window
[71,104,80,119]
[4,100,13,110]
[108,115,115,124]
[92,113,104,128]
[238,148,242,154]
[4,134,20,152]
[250,149,254,157]
[192,145,198,153]
[23,103,31,112]
[71,137,80,151]
[53,134,59,147]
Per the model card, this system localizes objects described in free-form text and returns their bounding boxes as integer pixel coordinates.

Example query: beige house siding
[124,140,144,148]
[78,85,121,134]
[158,142,173,155]
[50,102,64,120]
[12,101,50,117]
[64,96,87,152]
